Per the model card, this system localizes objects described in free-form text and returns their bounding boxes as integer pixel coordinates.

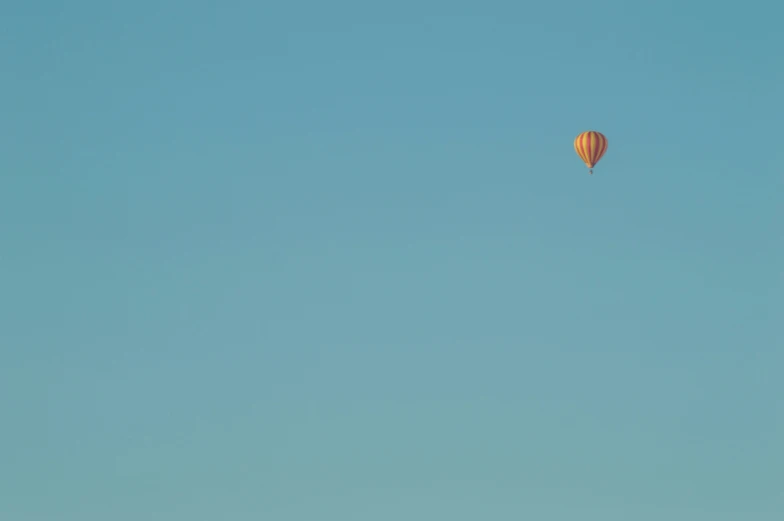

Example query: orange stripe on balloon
[595,133,606,164]
[585,132,596,168]
[580,133,588,166]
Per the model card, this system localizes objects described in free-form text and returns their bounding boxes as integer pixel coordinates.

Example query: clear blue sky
[2,1,782,519]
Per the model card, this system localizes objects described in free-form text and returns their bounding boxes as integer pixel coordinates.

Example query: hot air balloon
[574,131,608,174]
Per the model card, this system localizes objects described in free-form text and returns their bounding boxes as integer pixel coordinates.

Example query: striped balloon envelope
[574,131,608,174]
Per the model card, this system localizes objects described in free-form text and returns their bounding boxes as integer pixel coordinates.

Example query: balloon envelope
[574,131,608,170]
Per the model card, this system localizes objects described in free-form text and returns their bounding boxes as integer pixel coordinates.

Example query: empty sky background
[2,1,782,520]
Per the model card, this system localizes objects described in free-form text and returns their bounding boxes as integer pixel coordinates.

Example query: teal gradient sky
[2,1,782,519]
